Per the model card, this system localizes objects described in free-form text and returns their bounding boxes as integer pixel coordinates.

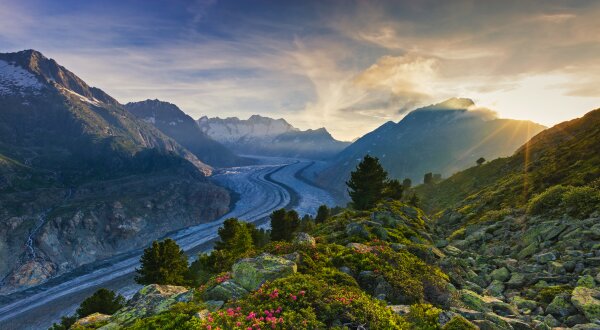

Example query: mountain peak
[0,49,118,106]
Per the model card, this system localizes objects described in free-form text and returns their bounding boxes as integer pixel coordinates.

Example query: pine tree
[476,157,486,166]
[214,218,253,255]
[77,288,125,317]
[383,179,404,200]
[286,210,301,236]
[135,239,189,286]
[346,155,388,210]
[402,178,412,189]
[315,205,330,224]
[270,209,301,241]
[269,208,288,241]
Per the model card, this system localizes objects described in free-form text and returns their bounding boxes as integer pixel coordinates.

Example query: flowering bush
[196,274,406,329]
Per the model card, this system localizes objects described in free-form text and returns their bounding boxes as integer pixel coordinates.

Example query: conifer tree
[214,218,253,255]
[346,155,388,210]
[315,205,330,224]
[269,208,288,241]
[77,288,125,317]
[135,239,189,286]
[383,179,404,200]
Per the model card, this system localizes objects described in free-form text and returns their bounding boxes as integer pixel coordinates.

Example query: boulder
[73,313,110,327]
[507,273,527,289]
[231,253,297,291]
[534,252,557,264]
[345,222,370,239]
[203,280,248,301]
[511,296,538,311]
[545,295,577,318]
[293,232,316,248]
[491,267,511,282]
[577,275,596,289]
[486,280,505,297]
[571,286,600,323]
[102,284,190,328]
[543,314,560,327]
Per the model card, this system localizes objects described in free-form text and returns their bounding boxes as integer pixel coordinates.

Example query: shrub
[527,185,568,215]
[127,302,202,330]
[562,186,600,217]
[406,303,441,330]
[48,315,77,330]
[197,274,407,329]
[77,288,125,317]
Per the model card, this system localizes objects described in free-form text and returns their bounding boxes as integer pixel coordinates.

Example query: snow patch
[0,60,44,96]
[143,117,156,124]
[59,87,101,106]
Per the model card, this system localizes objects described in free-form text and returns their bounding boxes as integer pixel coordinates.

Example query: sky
[1,0,599,141]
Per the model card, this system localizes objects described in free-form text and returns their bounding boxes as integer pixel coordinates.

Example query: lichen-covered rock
[577,275,596,288]
[507,273,527,288]
[486,280,505,297]
[231,253,297,291]
[545,294,577,318]
[571,286,600,323]
[490,267,511,282]
[460,290,494,312]
[511,296,538,311]
[73,312,110,327]
[442,315,478,329]
[101,284,190,328]
[203,280,248,301]
[292,232,316,247]
[534,252,557,264]
[345,222,370,239]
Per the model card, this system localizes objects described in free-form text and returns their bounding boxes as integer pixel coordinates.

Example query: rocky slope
[415,107,600,328]
[316,98,546,200]
[125,100,253,168]
[197,115,350,159]
[0,50,230,293]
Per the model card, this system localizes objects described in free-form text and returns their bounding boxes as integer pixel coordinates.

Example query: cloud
[1,0,598,140]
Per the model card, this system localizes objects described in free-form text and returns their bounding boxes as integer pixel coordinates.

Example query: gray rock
[491,267,511,282]
[292,232,316,247]
[203,280,249,301]
[231,253,297,291]
[534,252,557,264]
[546,295,577,318]
[345,222,370,238]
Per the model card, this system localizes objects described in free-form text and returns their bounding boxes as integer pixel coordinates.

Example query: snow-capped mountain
[197,115,350,159]
[125,100,253,167]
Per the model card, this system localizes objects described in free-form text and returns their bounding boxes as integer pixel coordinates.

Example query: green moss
[442,315,478,330]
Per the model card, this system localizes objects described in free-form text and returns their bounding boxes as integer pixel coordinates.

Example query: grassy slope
[415,108,600,216]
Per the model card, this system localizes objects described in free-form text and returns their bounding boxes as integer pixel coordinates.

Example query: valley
[0,158,335,330]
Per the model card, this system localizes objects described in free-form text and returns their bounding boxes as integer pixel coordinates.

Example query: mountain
[125,99,253,167]
[0,50,230,293]
[316,98,546,200]
[197,115,350,159]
